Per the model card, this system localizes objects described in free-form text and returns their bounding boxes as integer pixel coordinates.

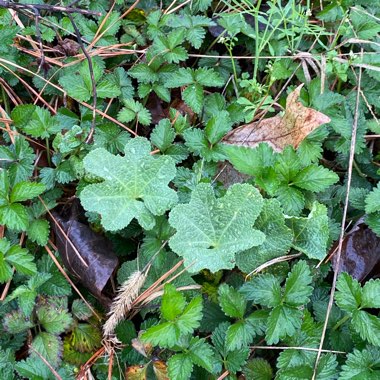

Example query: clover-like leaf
[80,137,177,231]
[169,183,265,272]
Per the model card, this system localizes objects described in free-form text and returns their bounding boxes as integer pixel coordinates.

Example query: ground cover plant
[0,0,380,379]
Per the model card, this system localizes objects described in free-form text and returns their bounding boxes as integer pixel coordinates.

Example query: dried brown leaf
[223,84,330,151]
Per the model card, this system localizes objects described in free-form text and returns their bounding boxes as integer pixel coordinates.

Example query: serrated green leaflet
[286,202,330,260]
[80,137,178,231]
[169,183,265,272]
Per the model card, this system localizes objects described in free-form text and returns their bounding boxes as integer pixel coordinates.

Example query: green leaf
[26,219,50,246]
[151,119,176,152]
[69,323,102,352]
[36,304,73,334]
[276,185,305,216]
[176,296,203,335]
[93,123,131,154]
[15,357,50,380]
[218,283,246,319]
[141,322,180,348]
[241,274,281,308]
[0,203,29,231]
[188,337,215,373]
[339,347,380,379]
[352,310,380,346]
[224,143,278,177]
[3,309,34,334]
[243,358,273,380]
[211,322,249,372]
[236,199,293,273]
[226,320,257,350]
[266,305,304,344]
[169,183,265,272]
[286,202,330,260]
[10,181,45,203]
[161,283,186,321]
[80,137,178,231]
[335,272,362,312]
[292,165,339,192]
[365,183,380,213]
[0,136,35,185]
[183,83,204,113]
[204,111,233,144]
[59,58,120,102]
[11,105,61,139]
[117,99,152,126]
[168,353,193,380]
[5,244,36,278]
[71,299,93,321]
[283,261,313,306]
[30,332,62,368]
[362,279,380,308]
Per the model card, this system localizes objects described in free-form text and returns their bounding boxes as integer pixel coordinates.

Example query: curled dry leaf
[332,220,380,281]
[223,84,330,151]
[51,202,118,306]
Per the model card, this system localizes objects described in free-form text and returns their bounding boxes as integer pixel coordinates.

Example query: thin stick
[251,346,346,354]
[45,244,101,321]
[38,196,88,267]
[311,62,363,379]
[66,13,97,143]
[0,1,101,16]
[28,345,62,380]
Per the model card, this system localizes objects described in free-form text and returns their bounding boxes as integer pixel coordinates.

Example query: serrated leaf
[188,337,215,372]
[266,305,303,344]
[80,137,177,231]
[283,261,313,306]
[161,283,186,321]
[243,358,273,380]
[36,304,73,334]
[292,165,339,192]
[241,274,281,308]
[30,332,62,368]
[3,309,34,334]
[339,347,380,379]
[205,111,232,144]
[141,322,180,348]
[69,323,102,353]
[11,105,61,139]
[226,320,256,350]
[365,183,380,214]
[15,357,50,380]
[71,299,93,321]
[118,99,152,126]
[26,219,50,246]
[169,183,265,272]
[176,296,203,335]
[236,199,293,273]
[351,310,380,346]
[286,202,330,260]
[362,279,380,308]
[211,322,249,372]
[183,83,204,113]
[167,353,193,380]
[335,272,362,312]
[218,283,246,319]
[0,136,35,185]
[0,203,29,231]
[151,119,176,152]
[10,181,45,203]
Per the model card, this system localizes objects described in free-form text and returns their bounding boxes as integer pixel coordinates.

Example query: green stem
[45,138,51,166]
[332,314,350,331]
[1,85,10,115]
[253,0,263,81]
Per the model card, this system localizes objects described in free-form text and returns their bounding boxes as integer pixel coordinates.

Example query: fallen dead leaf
[223,84,330,151]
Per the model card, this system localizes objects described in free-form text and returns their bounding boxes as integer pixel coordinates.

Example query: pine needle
[103,270,147,340]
